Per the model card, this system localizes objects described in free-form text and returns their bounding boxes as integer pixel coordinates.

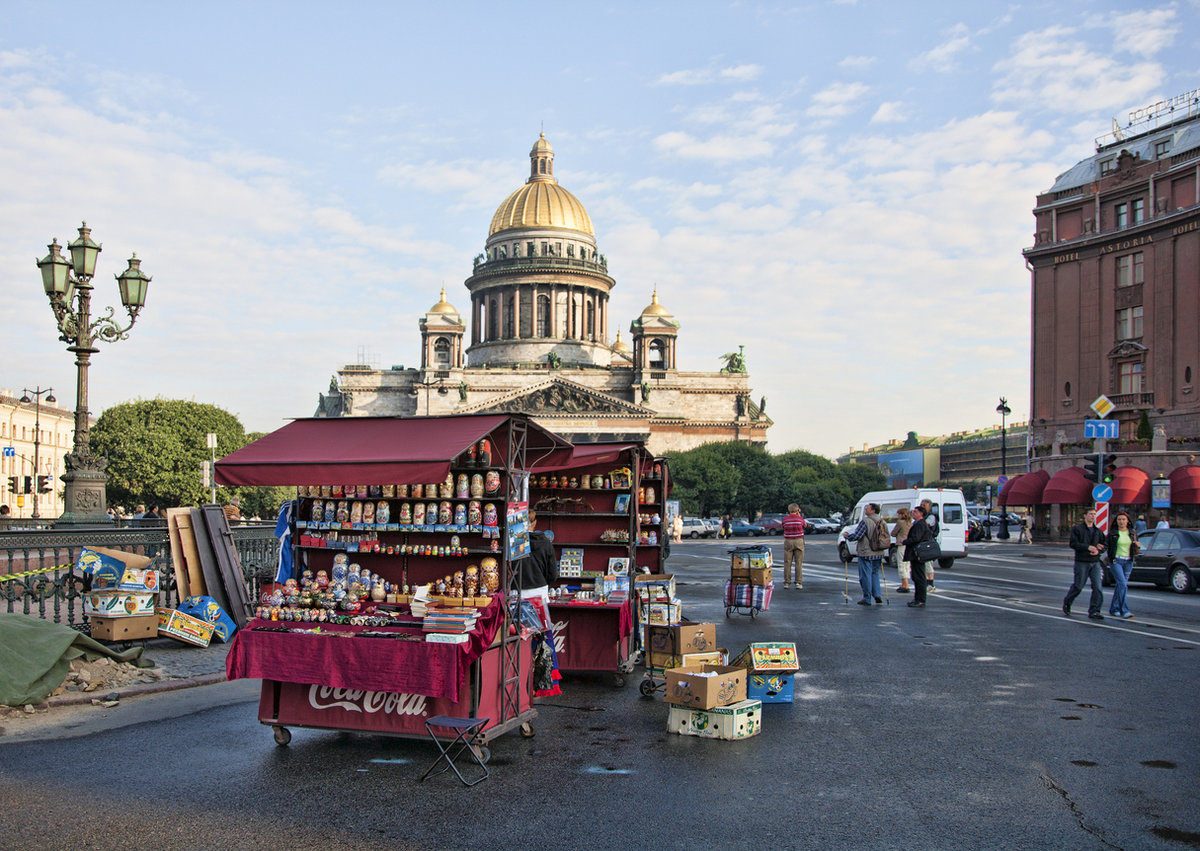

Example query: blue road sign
[1084,419,1120,439]
[1092,484,1113,503]
[997,475,1008,485]
[1,447,13,457]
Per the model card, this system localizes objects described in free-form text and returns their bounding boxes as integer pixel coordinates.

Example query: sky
[1,1,1197,460]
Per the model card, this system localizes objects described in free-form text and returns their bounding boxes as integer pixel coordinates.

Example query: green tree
[92,399,248,510]
[666,443,740,516]
[837,462,887,503]
[1136,410,1153,442]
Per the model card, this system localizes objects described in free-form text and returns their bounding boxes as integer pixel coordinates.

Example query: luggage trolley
[725,544,774,619]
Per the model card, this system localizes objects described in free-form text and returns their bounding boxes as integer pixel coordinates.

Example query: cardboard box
[748,672,795,703]
[731,548,772,570]
[156,607,214,647]
[733,642,800,673]
[681,649,726,667]
[731,566,771,585]
[88,614,158,641]
[667,698,762,740]
[76,546,153,577]
[634,573,676,601]
[83,591,157,618]
[92,566,160,593]
[177,595,239,643]
[665,664,747,710]
[649,622,717,659]
[641,601,682,626]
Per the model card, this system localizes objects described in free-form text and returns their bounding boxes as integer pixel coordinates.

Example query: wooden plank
[165,508,192,599]
[190,507,232,617]
[199,505,253,628]
[171,508,207,597]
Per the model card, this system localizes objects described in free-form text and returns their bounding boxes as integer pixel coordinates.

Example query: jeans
[1109,557,1133,616]
[1064,561,1103,616]
[858,556,882,601]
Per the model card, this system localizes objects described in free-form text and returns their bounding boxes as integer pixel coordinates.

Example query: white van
[836,488,969,568]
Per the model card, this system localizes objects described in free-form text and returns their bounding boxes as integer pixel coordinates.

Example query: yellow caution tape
[0,563,74,582]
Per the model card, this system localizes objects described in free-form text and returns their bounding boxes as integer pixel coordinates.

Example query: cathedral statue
[720,345,747,374]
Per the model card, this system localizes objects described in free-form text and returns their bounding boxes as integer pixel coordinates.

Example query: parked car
[680,517,714,539]
[807,518,838,534]
[758,516,784,535]
[966,516,985,542]
[1104,529,1200,593]
[729,520,766,537]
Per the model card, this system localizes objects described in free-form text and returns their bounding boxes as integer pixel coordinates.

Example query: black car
[1104,528,1200,593]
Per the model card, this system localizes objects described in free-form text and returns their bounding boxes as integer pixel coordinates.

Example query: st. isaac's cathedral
[315,134,771,455]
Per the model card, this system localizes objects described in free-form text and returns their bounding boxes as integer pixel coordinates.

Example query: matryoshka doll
[320,484,333,498]
[483,502,498,527]
[470,473,484,498]
[323,500,337,523]
[485,470,501,495]
[480,557,500,593]
[411,483,423,499]
[440,473,454,499]
[645,486,656,504]
[335,501,348,523]
[382,484,396,498]
[356,484,369,498]
[476,438,491,467]
[468,500,482,525]
[310,500,324,523]
[362,500,375,524]
[397,483,409,497]
[349,501,363,523]
[398,501,412,524]
[426,502,438,525]
[438,500,452,524]
[368,484,382,498]
[456,473,469,499]
[375,501,390,524]
[331,485,344,498]
[454,503,467,527]
[412,501,426,525]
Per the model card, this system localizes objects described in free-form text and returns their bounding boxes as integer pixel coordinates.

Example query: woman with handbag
[1105,510,1137,619]
[903,505,938,608]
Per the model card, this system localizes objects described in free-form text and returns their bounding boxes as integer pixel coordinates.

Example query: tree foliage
[92,399,249,511]
[665,442,888,521]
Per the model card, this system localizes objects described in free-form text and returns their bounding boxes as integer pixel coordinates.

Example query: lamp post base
[56,453,114,526]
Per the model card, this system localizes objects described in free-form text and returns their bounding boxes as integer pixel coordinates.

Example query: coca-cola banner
[547,601,633,673]
[262,681,461,737]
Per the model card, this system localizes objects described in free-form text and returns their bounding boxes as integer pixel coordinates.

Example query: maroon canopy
[998,469,1050,507]
[1169,465,1200,504]
[1041,466,1092,504]
[215,414,572,486]
[1109,465,1151,505]
[537,442,641,473]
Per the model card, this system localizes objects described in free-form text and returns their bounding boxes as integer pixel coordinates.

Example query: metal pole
[997,396,1011,540]
[31,398,40,520]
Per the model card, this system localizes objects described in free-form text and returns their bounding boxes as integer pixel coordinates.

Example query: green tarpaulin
[0,613,154,706]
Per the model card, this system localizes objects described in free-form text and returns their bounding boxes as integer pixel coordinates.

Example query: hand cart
[725,544,774,618]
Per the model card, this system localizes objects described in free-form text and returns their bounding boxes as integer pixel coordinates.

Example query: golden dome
[611,331,632,354]
[640,288,670,316]
[428,286,459,315]
[488,134,595,237]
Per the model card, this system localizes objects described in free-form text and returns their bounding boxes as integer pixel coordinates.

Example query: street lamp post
[37,222,151,525]
[18,386,55,519]
[996,396,1012,540]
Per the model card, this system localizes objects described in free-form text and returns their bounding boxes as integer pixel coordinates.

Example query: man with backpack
[844,503,890,605]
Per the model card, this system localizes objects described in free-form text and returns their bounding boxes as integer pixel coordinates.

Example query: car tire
[838,542,850,562]
[937,557,955,569]
[689,531,700,539]
[1169,564,1195,594]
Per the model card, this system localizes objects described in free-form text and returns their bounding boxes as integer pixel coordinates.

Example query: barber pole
[1094,502,1109,533]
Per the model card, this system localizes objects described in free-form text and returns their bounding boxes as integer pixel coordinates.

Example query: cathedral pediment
[464,378,650,417]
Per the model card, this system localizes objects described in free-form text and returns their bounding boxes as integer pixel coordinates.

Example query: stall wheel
[750,608,758,619]
[471,744,492,765]
[612,673,626,688]
[272,725,292,746]
[725,607,732,618]
[519,721,536,738]
[639,679,658,698]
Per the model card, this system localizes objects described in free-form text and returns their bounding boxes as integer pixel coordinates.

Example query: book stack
[422,607,479,644]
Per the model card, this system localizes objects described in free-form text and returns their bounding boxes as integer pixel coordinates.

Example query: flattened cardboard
[733,641,800,673]
[165,507,195,598]
[748,672,795,703]
[168,508,206,597]
[178,595,239,642]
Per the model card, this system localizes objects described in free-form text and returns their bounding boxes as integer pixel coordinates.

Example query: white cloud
[870,101,909,123]
[719,64,763,82]
[806,81,870,117]
[655,63,764,85]
[838,55,875,69]
[912,23,973,73]
[1104,7,1177,57]
[992,25,1166,114]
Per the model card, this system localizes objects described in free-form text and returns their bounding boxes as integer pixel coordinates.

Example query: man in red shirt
[782,503,806,589]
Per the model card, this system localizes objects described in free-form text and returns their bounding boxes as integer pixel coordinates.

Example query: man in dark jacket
[513,510,558,590]
[1063,508,1106,620]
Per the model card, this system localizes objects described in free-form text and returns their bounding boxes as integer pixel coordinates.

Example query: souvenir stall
[530,442,669,686]
[217,414,573,749]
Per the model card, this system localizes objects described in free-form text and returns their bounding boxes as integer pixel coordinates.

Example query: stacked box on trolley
[732,641,800,704]
[664,663,760,740]
[647,621,716,671]
[635,574,681,654]
[730,545,773,585]
[78,546,161,641]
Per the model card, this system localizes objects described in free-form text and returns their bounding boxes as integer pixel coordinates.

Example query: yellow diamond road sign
[1091,395,1114,418]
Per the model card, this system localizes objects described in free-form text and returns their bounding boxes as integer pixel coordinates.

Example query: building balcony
[1110,392,1155,409]
[470,254,610,277]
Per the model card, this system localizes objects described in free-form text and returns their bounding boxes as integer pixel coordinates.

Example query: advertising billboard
[876,449,939,489]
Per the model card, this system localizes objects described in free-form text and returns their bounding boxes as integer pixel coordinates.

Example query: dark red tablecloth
[225,597,504,702]
[547,597,633,672]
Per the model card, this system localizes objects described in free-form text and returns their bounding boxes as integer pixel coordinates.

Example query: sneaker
[795,584,803,590]
[1088,613,1104,621]
[784,583,792,590]
[928,585,937,593]
[874,596,883,604]
[856,600,871,606]
[907,601,925,608]
[1062,604,1071,616]
[896,586,911,593]
[1123,612,1133,619]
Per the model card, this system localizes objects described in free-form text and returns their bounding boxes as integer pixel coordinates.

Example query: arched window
[488,298,499,341]
[433,338,451,367]
[649,339,665,368]
[537,295,551,337]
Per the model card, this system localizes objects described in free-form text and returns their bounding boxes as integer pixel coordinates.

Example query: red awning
[215,414,573,487]
[1169,465,1200,504]
[998,469,1050,506]
[1042,466,1093,504]
[1109,465,1151,505]
[537,442,641,473]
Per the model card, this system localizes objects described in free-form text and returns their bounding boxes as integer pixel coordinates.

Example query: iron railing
[0,521,280,629]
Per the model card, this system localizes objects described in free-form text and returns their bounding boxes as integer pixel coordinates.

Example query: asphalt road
[0,536,1197,850]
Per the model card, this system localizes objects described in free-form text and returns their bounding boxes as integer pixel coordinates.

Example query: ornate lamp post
[996,396,1012,540]
[18,386,55,519]
[37,222,151,525]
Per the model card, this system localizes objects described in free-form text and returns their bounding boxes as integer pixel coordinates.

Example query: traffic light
[1099,453,1117,484]
[22,476,32,495]
[6,476,16,494]
[1082,454,1100,483]
[37,475,52,494]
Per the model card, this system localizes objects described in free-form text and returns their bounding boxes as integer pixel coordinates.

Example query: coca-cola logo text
[307,685,428,718]
[550,618,568,653]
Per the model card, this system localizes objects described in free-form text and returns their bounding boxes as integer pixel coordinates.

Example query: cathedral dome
[611,331,632,355]
[428,286,459,315]
[640,289,670,316]
[488,134,595,237]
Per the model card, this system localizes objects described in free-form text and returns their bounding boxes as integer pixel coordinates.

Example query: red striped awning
[1109,466,1151,505]
[1041,466,1093,504]
[998,469,1050,506]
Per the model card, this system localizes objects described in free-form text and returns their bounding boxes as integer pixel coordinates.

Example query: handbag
[915,539,941,562]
